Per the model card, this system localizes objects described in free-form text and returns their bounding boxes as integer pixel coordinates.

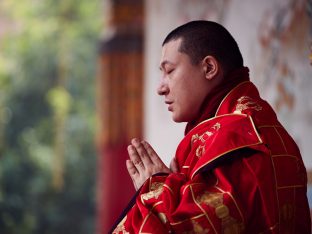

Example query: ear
[202,56,220,80]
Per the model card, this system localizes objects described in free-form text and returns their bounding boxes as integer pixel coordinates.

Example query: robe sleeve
[112,169,246,233]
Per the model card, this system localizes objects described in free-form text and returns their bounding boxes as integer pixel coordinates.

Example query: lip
[165,100,173,111]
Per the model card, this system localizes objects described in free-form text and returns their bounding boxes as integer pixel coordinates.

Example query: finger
[126,160,139,190]
[131,138,153,165]
[141,141,164,165]
[127,145,144,169]
[170,157,179,173]
[126,159,138,176]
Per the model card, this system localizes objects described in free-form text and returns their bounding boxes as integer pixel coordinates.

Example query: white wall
[144,0,312,168]
[144,0,185,166]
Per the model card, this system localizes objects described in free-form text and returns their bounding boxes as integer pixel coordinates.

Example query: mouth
[165,100,173,111]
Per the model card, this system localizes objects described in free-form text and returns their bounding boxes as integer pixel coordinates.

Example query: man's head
[162,20,243,75]
[158,21,243,123]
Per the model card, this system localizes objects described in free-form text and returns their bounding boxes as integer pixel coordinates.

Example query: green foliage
[0,0,101,233]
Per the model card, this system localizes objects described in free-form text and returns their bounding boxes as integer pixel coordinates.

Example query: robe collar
[185,67,250,135]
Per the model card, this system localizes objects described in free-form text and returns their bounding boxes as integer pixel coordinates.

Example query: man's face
[158,39,209,123]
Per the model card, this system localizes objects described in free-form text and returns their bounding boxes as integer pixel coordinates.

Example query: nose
[157,79,169,96]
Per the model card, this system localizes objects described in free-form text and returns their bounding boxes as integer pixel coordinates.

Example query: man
[112,21,311,233]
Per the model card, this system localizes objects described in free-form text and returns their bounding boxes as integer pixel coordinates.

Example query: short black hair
[162,20,243,74]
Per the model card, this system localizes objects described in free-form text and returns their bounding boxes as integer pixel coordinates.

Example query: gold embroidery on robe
[196,145,205,158]
[192,123,221,157]
[196,191,224,208]
[196,191,244,233]
[141,182,164,201]
[192,123,221,143]
[212,122,221,131]
[158,212,168,224]
[113,215,130,234]
[182,220,209,234]
[234,96,262,114]
[192,220,209,234]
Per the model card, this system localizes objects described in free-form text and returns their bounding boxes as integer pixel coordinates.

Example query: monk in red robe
[111,21,311,233]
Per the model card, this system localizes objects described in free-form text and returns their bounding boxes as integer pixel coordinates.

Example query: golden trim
[182,183,206,195]
[190,115,263,179]
[139,201,163,233]
[170,213,206,226]
[182,185,188,195]
[273,126,288,154]
[182,165,190,169]
[186,113,248,137]
[248,115,263,142]
[163,184,174,195]
[271,154,297,159]
[277,185,305,189]
[269,148,281,233]
[214,185,245,223]
[191,141,262,180]
[215,81,251,116]
[190,185,218,233]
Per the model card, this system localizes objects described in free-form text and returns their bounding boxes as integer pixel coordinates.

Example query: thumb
[170,157,179,173]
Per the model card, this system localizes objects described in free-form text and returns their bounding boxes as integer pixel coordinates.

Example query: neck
[184,66,250,135]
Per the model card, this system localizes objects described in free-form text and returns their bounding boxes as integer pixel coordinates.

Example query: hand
[126,138,171,190]
[170,157,179,173]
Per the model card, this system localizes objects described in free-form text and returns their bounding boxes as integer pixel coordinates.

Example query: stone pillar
[96,0,144,233]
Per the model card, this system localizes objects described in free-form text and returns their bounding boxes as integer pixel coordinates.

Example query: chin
[172,115,182,123]
[172,118,183,123]
[172,114,189,123]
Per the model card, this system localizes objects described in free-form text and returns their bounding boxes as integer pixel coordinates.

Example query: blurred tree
[0,0,101,233]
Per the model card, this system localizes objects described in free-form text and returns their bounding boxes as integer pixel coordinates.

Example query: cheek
[182,89,205,115]
[171,79,194,104]
[177,91,199,115]
[172,74,192,94]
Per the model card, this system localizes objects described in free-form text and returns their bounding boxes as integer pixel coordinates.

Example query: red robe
[112,81,311,233]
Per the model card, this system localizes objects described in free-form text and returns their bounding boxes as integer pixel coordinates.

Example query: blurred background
[0,0,101,233]
[0,0,311,233]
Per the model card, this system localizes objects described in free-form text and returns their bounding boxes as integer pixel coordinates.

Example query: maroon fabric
[97,143,135,233]
[185,66,250,134]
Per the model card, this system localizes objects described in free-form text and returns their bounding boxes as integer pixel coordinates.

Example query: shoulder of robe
[188,113,264,179]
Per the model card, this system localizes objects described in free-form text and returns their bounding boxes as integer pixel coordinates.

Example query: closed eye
[167,69,174,74]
